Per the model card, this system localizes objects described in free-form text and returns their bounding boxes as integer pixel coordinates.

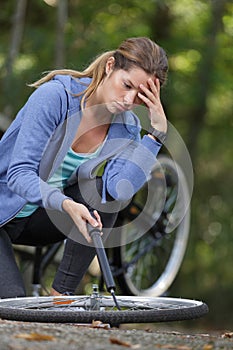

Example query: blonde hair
[30,37,168,106]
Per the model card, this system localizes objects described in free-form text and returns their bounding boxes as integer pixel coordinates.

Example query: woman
[0,37,168,298]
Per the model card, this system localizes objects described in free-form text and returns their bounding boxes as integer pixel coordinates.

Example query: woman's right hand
[62,199,102,243]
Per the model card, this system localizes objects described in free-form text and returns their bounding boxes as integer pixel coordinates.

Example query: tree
[6,0,27,78]
[186,0,227,161]
[3,0,27,119]
[55,0,68,68]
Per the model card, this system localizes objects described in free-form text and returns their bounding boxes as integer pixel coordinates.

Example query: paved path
[0,319,232,349]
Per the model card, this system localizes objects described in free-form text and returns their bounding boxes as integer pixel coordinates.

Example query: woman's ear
[105,56,115,75]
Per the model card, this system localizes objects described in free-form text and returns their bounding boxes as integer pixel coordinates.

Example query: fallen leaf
[157,345,192,350]
[91,320,111,329]
[15,332,55,341]
[109,337,140,348]
[202,345,213,350]
[222,332,233,338]
[109,337,131,347]
[144,327,153,333]
[53,298,74,305]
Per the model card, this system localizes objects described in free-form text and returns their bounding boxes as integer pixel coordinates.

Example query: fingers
[93,210,102,230]
[149,78,161,100]
[88,210,103,237]
[75,214,93,243]
[86,211,99,228]
[81,209,102,243]
[154,78,161,93]
[64,201,103,243]
[138,78,160,104]
[138,78,167,133]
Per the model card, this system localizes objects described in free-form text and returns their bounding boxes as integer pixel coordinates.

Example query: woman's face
[97,59,154,114]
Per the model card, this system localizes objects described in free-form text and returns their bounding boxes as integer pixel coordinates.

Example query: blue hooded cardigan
[0,76,162,226]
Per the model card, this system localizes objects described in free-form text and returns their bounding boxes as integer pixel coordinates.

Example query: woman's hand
[138,78,167,133]
[62,199,102,243]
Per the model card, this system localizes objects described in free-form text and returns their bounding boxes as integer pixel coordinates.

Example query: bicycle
[0,155,208,325]
[13,155,190,298]
[1,200,207,324]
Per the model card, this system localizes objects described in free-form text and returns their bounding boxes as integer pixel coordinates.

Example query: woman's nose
[124,91,138,108]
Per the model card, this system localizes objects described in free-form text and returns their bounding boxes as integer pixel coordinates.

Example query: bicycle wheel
[0,295,208,324]
[114,156,190,296]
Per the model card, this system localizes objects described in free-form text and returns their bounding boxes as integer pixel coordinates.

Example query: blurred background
[0,0,232,330]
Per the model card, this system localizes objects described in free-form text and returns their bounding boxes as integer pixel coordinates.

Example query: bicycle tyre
[114,156,190,296]
[0,296,208,324]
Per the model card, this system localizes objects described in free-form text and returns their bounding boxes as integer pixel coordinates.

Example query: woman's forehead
[122,67,154,86]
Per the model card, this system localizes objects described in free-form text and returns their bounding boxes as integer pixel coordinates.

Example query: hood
[52,75,91,114]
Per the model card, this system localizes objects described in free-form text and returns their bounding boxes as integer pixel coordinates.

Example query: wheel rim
[118,156,190,296]
[0,295,208,324]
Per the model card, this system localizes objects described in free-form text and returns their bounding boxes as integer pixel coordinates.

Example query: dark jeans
[0,179,122,298]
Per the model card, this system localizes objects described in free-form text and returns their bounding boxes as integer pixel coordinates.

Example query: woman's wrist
[148,127,167,144]
[62,198,75,213]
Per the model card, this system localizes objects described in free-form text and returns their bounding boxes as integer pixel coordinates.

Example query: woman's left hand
[138,78,167,133]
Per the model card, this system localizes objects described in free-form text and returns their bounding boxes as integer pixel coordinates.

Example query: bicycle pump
[87,223,121,310]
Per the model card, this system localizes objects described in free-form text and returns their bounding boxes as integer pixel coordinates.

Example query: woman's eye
[124,82,131,89]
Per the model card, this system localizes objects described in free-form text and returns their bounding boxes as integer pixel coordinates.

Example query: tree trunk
[3,0,27,119]
[186,0,226,161]
[55,0,68,68]
[6,0,27,77]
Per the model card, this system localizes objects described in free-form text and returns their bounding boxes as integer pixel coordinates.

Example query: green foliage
[0,0,232,329]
